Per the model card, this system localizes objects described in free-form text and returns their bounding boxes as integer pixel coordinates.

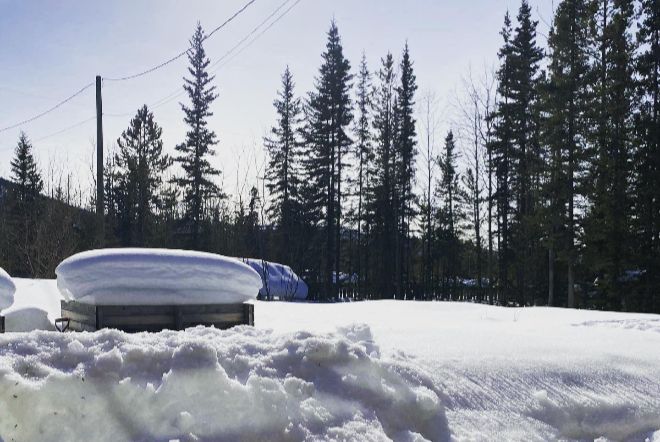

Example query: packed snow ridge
[0,324,448,442]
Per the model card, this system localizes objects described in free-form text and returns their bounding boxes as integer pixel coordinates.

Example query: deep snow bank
[0,324,448,441]
[56,248,262,305]
[0,267,16,311]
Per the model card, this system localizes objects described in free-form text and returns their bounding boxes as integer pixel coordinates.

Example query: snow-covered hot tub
[55,248,261,332]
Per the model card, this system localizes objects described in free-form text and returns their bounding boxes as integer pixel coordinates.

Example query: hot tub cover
[55,248,262,305]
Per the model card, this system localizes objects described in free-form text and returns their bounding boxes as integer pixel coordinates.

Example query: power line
[33,116,96,142]
[103,0,258,82]
[0,82,94,134]
[131,0,303,114]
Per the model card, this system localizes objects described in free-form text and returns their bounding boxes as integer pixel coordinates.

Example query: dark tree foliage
[264,66,303,267]
[112,105,171,246]
[10,132,43,205]
[583,0,636,311]
[393,43,418,298]
[174,23,222,248]
[541,0,593,307]
[302,20,353,300]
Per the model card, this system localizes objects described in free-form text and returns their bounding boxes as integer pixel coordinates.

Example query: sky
[0,0,555,205]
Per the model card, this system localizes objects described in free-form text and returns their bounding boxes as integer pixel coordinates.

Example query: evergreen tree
[302,20,353,299]
[368,53,398,298]
[509,0,544,306]
[633,0,660,312]
[10,132,43,205]
[265,66,303,266]
[174,23,221,248]
[114,105,171,246]
[351,53,374,296]
[491,11,516,304]
[436,131,465,296]
[584,0,636,310]
[542,0,593,307]
[393,43,418,297]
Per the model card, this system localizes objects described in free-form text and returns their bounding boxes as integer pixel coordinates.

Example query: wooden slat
[103,315,174,327]
[61,300,96,315]
[182,312,243,324]
[0,315,4,333]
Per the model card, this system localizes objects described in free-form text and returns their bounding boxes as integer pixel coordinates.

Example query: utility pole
[96,75,104,243]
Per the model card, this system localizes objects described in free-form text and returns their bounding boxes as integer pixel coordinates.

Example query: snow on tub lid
[55,248,262,305]
[0,267,16,310]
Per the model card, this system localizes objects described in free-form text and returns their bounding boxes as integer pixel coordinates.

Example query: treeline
[1,1,658,312]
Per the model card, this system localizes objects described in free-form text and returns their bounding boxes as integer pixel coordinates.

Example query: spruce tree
[491,11,516,304]
[352,53,374,297]
[302,20,353,299]
[584,0,635,310]
[435,130,465,296]
[114,105,171,246]
[509,0,544,306]
[10,132,43,205]
[265,66,303,266]
[174,23,221,248]
[369,53,397,298]
[542,0,593,307]
[393,43,418,297]
[633,0,659,312]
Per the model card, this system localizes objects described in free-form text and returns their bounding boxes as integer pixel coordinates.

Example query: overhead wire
[103,0,258,82]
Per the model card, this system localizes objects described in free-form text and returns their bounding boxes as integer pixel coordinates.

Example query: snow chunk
[0,325,448,441]
[242,258,308,300]
[0,267,16,311]
[55,248,262,305]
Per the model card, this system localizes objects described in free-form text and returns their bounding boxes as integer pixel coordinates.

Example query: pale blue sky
[0,0,554,201]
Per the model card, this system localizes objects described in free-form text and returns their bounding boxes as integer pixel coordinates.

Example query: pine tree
[584,0,636,310]
[542,0,593,307]
[491,11,516,304]
[265,66,303,266]
[369,53,398,298]
[393,43,418,297]
[352,53,374,296]
[633,0,660,312]
[174,23,221,248]
[114,105,171,246]
[509,0,544,306]
[302,20,353,299]
[10,132,43,205]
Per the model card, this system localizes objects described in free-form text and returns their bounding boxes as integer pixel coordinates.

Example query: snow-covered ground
[1,279,660,441]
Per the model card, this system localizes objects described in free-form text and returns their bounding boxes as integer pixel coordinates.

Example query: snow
[2,279,660,440]
[0,267,16,311]
[242,258,309,300]
[55,248,263,305]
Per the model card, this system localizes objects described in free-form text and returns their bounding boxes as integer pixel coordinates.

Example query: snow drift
[0,324,448,441]
[242,258,308,300]
[0,267,16,311]
[55,249,263,305]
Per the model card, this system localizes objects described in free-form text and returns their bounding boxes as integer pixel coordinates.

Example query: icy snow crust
[55,248,262,305]
[2,279,660,440]
[0,325,448,441]
[242,258,309,300]
[0,267,16,311]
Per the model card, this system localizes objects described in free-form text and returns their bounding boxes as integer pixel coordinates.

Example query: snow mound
[0,267,16,311]
[0,324,449,441]
[574,318,660,334]
[242,258,309,300]
[55,248,262,305]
